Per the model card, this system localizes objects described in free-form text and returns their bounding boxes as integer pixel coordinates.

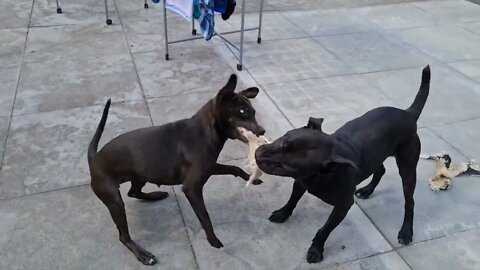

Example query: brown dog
[87,75,264,265]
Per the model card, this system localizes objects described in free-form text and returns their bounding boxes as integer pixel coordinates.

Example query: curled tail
[407,65,430,120]
[88,99,111,165]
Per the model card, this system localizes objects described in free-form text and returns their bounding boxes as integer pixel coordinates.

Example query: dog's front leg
[307,200,353,263]
[269,179,306,223]
[182,183,224,248]
[211,163,263,185]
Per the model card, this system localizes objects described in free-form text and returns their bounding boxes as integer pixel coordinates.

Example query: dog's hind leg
[127,180,169,201]
[269,179,306,223]
[91,174,157,265]
[395,134,420,246]
[355,164,386,199]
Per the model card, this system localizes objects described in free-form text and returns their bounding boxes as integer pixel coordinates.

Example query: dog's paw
[252,179,263,185]
[142,191,169,201]
[397,228,413,245]
[208,237,224,249]
[136,249,157,265]
[355,186,373,199]
[269,208,292,223]
[306,246,323,264]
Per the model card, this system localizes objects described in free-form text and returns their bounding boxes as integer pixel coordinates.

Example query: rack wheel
[106,19,112,25]
[144,3,149,8]
[257,37,262,44]
[192,29,197,35]
[57,8,63,13]
[237,64,243,71]
[165,54,170,60]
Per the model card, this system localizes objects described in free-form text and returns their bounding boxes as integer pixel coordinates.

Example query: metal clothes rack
[162,0,264,71]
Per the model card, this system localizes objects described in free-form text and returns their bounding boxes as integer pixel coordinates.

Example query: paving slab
[355,128,480,248]
[24,24,130,63]
[0,101,152,199]
[215,12,307,44]
[261,74,398,133]
[14,54,143,115]
[398,227,480,270]
[449,59,480,84]
[362,65,480,127]
[30,0,119,27]
[314,32,427,73]
[0,184,196,270]
[282,9,381,37]
[409,0,480,24]
[0,28,27,67]
[0,65,19,117]
[243,38,353,85]
[394,24,480,62]
[174,159,392,269]
[430,118,480,159]
[0,0,32,29]
[321,251,410,270]
[120,8,214,54]
[353,2,438,30]
[147,84,293,162]
[133,46,249,98]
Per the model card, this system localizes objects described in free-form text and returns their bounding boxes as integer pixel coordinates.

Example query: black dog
[255,66,431,263]
[87,75,265,265]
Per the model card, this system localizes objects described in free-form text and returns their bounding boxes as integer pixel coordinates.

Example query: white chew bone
[237,127,271,187]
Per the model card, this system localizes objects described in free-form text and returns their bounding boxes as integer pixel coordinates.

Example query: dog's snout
[256,126,266,136]
[255,145,270,160]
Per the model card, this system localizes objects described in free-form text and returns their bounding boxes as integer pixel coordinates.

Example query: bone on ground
[238,127,271,187]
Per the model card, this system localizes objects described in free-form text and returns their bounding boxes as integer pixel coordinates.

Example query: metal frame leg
[257,0,264,44]
[105,0,112,25]
[163,0,170,60]
[192,19,197,35]
[56,0,62,13]
[237,0,247,71]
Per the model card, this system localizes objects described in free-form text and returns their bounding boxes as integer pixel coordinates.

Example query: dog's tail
[88,99,111,165]
[406,65,430,121]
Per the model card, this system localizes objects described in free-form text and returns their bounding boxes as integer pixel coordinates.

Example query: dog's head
[214,74,265,142]
[255,117,357,179]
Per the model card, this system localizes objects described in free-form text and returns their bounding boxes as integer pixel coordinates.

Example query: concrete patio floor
[1,0,480,269]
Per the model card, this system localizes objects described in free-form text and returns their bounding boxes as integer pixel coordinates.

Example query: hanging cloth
[164,0,194,20]
[193,0,215,40]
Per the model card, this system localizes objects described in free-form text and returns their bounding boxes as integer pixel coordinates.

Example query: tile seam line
[0,0,35,172]
[425,126,471,160]
[0,158,245,200]
[354,201,417,269]
[223,41,295,129]
[107,0,154,128]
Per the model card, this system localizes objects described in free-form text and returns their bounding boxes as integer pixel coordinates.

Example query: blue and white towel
[193,0,215,40]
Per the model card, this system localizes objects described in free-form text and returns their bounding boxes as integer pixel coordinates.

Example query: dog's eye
[240,109,245,114]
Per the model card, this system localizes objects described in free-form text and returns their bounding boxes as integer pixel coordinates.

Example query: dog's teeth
[149,258,154,264]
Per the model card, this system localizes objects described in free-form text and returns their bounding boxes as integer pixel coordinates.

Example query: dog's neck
[193,99,229,146]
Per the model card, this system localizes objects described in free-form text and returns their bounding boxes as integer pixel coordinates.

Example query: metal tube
[163,0,169,59]
[239,0,247,68]
[104,0,109,22]
[257,0,264,43]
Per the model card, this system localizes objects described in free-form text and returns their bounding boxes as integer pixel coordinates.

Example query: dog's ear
[238,87,259,99]
[322,157,359,173]
[307,117,324,131]
[217,74,237,100]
